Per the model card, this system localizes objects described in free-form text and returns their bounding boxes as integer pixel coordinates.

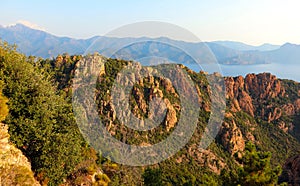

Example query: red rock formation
[225,76,254,117]
[225,73,298,124]
[238,90,254,117]
[219,118,245,155]
[267,107,282,123]
[244,73,285,99]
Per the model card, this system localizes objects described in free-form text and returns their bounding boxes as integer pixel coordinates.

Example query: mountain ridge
[1,23,300,65]
[212,40,280,51]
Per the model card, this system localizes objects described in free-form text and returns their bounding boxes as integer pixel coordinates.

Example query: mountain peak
[3,23,44,36]
[281,42,297,47]
[5,23,33,30]
[279,43,300,51]
[5,21,45,32]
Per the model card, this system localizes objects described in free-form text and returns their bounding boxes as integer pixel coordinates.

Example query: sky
[1,0,300,45]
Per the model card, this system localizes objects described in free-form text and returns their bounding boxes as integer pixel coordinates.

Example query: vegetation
[0,41,104,185]
[0,81,8,122]
[222,142,283,185]
[142,168,163,186]
[0,81,39,186]
[236,142,282,185]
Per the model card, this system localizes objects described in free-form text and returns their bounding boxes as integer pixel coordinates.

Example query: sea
[184,63,300,82]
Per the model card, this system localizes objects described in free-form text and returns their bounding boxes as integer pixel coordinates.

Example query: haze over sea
[185,63,300,82]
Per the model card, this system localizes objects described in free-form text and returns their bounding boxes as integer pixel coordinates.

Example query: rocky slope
[225,73,300,140]
[0,123,40,186]
[223,72,300,185]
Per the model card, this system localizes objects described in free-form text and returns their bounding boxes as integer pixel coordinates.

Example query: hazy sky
[1,0,300,45]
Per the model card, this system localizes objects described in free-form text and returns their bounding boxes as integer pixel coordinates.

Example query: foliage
[0,80,8,122]
[222,142,282,186]
[143,168,163,186]
[0,41,86,185]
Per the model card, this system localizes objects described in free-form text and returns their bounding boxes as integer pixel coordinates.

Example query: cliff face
[97,61,188,140]
[0,123,40,186]
[226,75,255,116]
[226,73,287,117]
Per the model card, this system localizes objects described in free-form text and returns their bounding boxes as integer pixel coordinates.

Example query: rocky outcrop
[163,98,178,131]
[219,118,245,155]
[225,73,287,118]
[0,123,40,186]
[279,155,300,185]
[244,73,285,99]
[74,53,106,77]
[98,61,181,136]
[225,73,300,134]
[238,90,254,117]
[187,144,225,175]
[226,76,254,117]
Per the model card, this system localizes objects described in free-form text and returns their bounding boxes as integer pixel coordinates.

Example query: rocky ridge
[225,73,299,132]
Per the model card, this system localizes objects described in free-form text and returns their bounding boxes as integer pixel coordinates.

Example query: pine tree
[236,142,282,185]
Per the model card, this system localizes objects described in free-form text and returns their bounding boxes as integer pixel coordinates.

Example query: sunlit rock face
[0,123,40,186]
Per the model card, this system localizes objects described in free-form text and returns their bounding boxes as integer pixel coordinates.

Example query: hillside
[0,41,300,185]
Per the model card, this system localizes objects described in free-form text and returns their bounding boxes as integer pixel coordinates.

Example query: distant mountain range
[0,23,299,65]
[212,41,280,51]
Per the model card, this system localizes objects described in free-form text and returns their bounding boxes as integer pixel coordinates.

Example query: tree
[222,142,282,186]
[143,168,163,186]
[0,41,85,185]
